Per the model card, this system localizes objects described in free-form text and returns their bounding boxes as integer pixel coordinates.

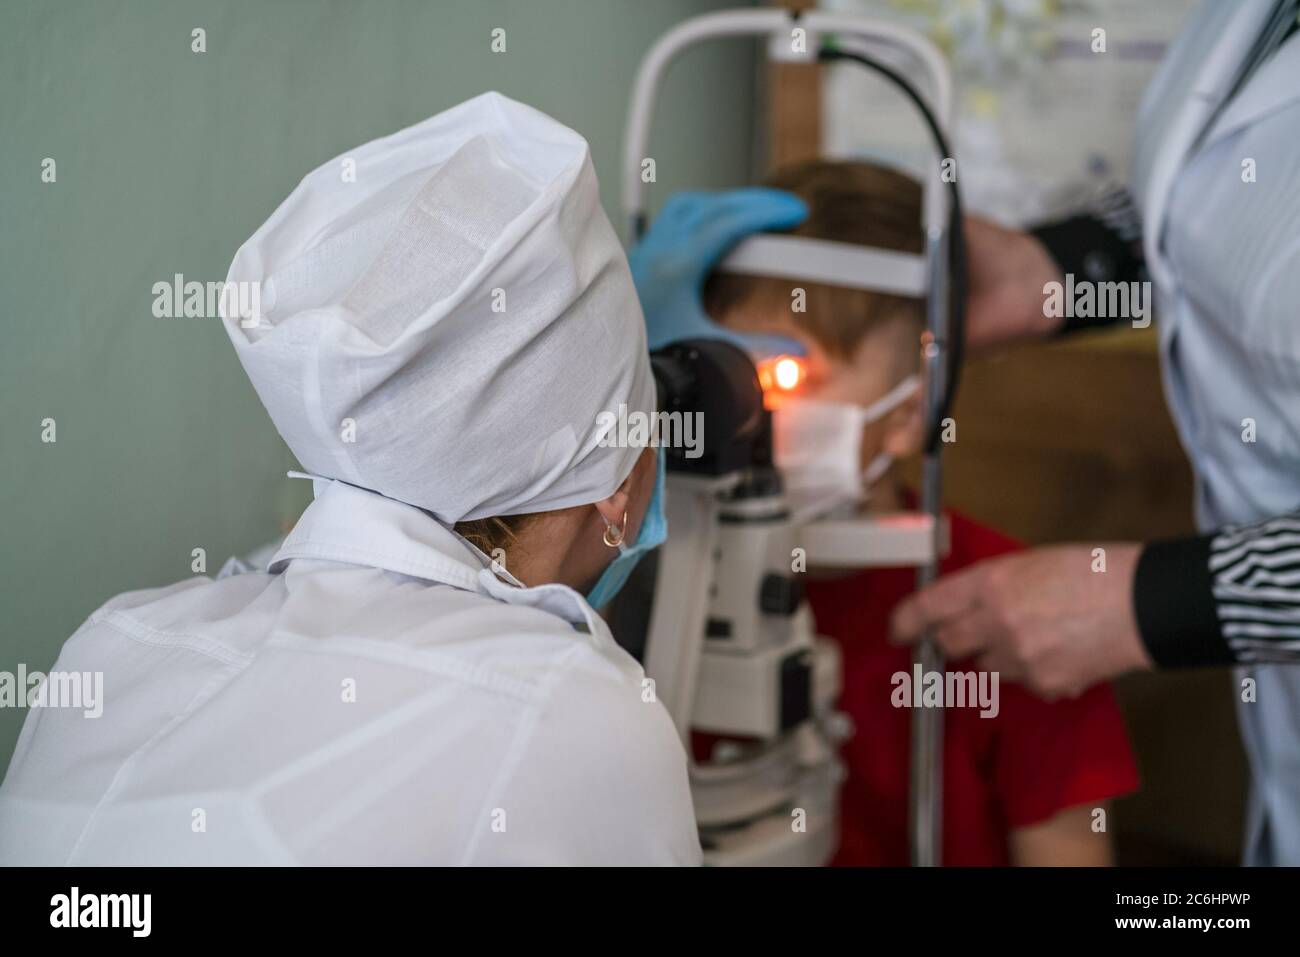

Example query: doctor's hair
[454,513,539,558]
[703,159,924,363]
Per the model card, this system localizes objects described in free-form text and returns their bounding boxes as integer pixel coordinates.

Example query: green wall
[0,0,758,764]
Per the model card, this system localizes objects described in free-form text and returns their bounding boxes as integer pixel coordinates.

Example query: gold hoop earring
[603,511,627,548]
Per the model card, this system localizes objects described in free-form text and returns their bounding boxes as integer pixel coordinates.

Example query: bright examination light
[774,357,801,390]
[755,354,807,409]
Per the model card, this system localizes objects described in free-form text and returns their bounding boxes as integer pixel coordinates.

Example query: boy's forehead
[729,289,916,394]
[839,322,911,374]
[803,322,914,397]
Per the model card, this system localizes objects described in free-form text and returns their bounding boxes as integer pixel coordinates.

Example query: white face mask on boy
[773,374,920,517]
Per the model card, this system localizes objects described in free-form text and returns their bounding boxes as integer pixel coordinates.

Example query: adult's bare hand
[890,543,1154,699]
[962,215,1064,351]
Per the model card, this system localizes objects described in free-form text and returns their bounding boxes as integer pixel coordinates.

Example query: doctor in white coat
[0,92,701,866]
[887,0,1300,865]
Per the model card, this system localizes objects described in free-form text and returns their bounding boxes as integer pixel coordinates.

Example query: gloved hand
[628,188,809,358]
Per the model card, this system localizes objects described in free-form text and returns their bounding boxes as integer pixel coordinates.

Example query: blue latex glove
[628,188,809,358]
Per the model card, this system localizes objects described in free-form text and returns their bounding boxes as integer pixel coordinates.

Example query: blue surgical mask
[586,449,668,609]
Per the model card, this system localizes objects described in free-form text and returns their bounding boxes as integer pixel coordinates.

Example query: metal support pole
[910,225,949,867]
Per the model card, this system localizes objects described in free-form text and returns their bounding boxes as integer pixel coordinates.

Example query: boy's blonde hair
[703,160,924,363]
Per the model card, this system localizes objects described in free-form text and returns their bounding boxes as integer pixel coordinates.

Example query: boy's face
[728,302,926,485]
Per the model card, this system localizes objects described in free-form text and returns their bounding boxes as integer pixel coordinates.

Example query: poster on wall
[821,0,1195,225]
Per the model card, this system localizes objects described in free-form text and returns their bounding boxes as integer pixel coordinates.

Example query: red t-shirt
[804,508,1139,866]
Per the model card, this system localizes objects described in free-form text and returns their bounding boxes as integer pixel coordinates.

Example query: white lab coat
[1131,0,1300,864]
[0,479,702,866]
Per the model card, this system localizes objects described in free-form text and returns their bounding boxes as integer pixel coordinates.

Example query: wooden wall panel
[767,0,821,172]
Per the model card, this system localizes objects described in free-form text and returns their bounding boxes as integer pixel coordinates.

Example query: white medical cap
[223,91,653,524]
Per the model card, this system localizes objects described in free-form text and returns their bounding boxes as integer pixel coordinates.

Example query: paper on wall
[820,0,1196,225]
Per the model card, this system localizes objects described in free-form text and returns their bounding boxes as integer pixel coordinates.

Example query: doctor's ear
[594,447,656,532]
[594,487,631,530]
[882,385,926,460]
[594,447,651,526]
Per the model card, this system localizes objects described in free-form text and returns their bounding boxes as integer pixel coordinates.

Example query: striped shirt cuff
[1209,514,1300,665]
[1135,515,1300,668]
